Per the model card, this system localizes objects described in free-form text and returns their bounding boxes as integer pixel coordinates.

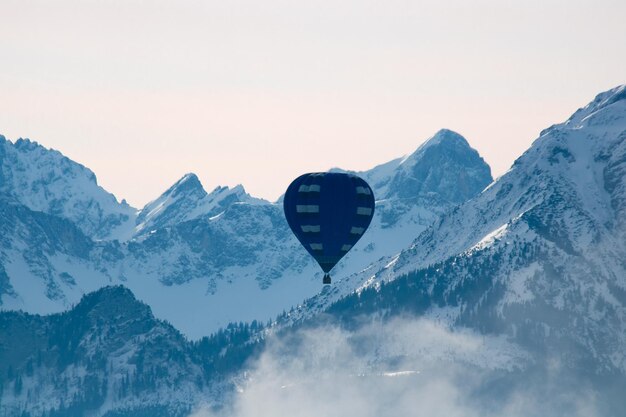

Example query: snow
[124,261,321,338]
[0,137,136,240]
[381,370,420,377]
[467,223,509,253]
[500,263,540,306]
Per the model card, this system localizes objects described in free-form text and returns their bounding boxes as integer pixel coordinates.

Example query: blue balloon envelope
[283,172,375,284]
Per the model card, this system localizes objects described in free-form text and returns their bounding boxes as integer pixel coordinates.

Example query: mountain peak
[373,130,492,203]
[360,129,492,204]
[583,84,626,113]
[179,172,199,182]
[135,174,208,233]
[419,128,469,150]
[399,129,472,167]
[208,183,267,206]
[166,173,206,198]
[230,184,252,202]
[13,137,39,151]
[564,84,626,128]
[70,285,155,325]
[231,183,245,193]
[209,183,244,195]
[134,177,263,236]
[78,285,137,306]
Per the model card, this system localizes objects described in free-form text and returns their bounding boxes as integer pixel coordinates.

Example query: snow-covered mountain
[0,137,135,240]
[327,128,492,275]
[294,85,626,375]
[2,85,626,417]
[0,129,491,338]
[362,128,492,205]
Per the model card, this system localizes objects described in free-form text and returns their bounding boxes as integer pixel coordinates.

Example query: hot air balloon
[283,172,375,284]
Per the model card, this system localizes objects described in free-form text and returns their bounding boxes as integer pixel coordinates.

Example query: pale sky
[1,0,625,207]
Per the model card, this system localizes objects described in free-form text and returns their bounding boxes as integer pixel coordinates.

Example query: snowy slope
[0,130,491,338]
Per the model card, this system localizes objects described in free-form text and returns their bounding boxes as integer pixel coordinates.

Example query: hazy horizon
[2,0,625,207]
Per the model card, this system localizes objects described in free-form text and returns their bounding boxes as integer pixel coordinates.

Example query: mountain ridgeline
[0,127,491,337]
[1,85,625,417]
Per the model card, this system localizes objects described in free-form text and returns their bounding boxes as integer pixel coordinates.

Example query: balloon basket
[323,274,331,285]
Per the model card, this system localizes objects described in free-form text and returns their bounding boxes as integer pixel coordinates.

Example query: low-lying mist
[191,317,603,417]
